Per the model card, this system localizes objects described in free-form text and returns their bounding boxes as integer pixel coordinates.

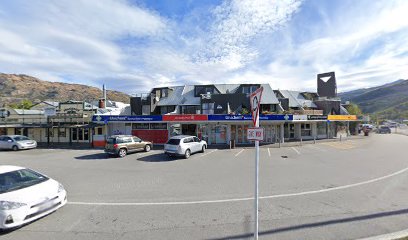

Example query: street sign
[250,87,263,127]
[247,127,264,141]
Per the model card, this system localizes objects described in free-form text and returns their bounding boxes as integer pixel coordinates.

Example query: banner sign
[327,115,358,121]
[208,114,293,121]
[307,115,328,120]
[292,115,308,121]
[162,114,208,121]
[92,115,162,122]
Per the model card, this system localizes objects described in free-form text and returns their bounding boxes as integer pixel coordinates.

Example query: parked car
[0,135,37,151]
[105,135,152,158]
[377,126,391,134]
[0,165,67,230]
[164,135,207,159]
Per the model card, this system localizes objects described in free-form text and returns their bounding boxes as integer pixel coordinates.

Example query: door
[132,136,144,150]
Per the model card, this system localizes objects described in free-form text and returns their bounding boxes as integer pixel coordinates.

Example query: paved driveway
[0,134,407,239]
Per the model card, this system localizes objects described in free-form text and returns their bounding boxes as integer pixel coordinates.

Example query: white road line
[291,147,301,155]
[68,165,408,207]
[267,148,271,157]
[235,149,245,157]
[198,149,217,158]
[307,145,326,152]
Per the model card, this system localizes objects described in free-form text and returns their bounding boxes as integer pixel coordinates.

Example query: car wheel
[118,148,127,158]
[12,145,19,151]
[144,145,151,152]
[201,145,206,153]
[184,149,191,159]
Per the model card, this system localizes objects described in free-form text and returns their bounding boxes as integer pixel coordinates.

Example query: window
[13,136,30,141]
[84,129,89,141]
[193,137,200,142]
[122,137,132,143]
[202,103,214,114]
[195,86,216,96]
[161,89,168,98]
[242,85,258,94]
[160,106,175,114]
[167,139,180,145]
[133,137,141,142]
[133,123,149,129]
[301,123,311,136]
[183,138,193,143]
[59,128,66,137]
[97,127,103,135]
[150,123,167,129]
[142,105,150,115]
[0,169,49,194]
[182,106,200,114]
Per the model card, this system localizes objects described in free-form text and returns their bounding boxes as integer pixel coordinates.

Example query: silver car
[0,135,37,151]
[164,135,207,159]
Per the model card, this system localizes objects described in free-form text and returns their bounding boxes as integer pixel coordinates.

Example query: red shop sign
[162,114,208,121]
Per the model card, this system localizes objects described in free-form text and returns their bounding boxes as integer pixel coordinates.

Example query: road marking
[307,145,326,152]
[291,147,300,155]
[235,149,245,157]
[67,166,408,207]
[267,148,271,157]
[198,149,217,158]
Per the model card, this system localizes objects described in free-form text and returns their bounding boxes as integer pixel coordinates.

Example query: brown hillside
[0,73,130,106]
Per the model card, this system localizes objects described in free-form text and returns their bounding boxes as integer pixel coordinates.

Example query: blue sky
[0,0,407,94]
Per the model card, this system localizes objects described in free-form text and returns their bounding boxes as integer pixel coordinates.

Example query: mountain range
[0,73,130,106]
[339,79,408,120]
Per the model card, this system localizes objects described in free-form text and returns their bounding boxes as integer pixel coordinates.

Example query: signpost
[248,86,263,240]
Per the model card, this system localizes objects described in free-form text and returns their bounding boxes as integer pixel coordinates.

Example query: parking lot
[1,134,408,240]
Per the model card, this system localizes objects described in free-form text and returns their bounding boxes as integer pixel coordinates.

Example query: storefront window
[301,123,311,136]
[133,123,149,129]
[317,122,326,135]
[169,123,181,136]
[150,123,167,129]
[197,124,208,142]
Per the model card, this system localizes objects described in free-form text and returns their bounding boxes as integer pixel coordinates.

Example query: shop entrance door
[182,124,197,136]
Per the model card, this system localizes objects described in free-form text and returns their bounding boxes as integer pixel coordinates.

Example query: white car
[0,166,67,230]
[0,135,37,151]
[164,135,207,159]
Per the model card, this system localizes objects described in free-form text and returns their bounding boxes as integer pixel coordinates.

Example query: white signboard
[247,127,264,141]
[250,87,264,126]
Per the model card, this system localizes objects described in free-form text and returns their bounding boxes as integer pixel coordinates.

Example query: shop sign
[92,115,163,122]
[208,114,293,121]
[247,127,264,141]
[162,114,208,121]
[292,115,307,121]
[307,115,328,120]
[327,115,357,121]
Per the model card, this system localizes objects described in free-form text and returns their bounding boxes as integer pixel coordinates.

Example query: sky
[0,0,407,94]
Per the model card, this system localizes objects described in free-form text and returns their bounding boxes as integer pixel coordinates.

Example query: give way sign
[249,86,263,126]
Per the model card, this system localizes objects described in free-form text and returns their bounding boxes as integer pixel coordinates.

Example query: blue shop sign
[208,114,293,121]
[92,115,163,122]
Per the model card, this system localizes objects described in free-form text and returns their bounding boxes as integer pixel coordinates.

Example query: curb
[358,229,408,240]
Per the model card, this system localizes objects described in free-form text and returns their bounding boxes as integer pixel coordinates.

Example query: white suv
[164,135,207,159]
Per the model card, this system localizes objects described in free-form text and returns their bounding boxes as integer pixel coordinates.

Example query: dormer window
[161,88,168,98]
[242,85,258,94]
[195,85,218,97]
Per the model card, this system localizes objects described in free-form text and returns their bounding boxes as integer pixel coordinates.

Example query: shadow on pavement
[74,152,113,160]
[208,208,408,240]
[137,153,179,162]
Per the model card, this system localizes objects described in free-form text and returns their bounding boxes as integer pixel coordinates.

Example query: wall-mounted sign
[208,114,293,121]
[92,115,163,122]
[216,105,223,109]
[307,115,328,120]
[292,115,308,121]
[327,115,357,121]
[162,114,208,121]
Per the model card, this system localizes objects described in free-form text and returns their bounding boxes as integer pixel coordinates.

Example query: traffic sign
[250,87,263,127]
[247,127,264,141]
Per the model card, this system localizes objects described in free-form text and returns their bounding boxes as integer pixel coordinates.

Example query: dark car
[377,126,391,134]
[105,135,152,158]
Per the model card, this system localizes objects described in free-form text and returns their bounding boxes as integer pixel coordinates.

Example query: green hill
[339,79,408,120]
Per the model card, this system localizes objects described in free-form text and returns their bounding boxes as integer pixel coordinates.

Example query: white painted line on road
[357,229,408,240]
[267,148,271,157]
[235,149,245,157]
[198,149,217,158]
[291,147,301,155]
[68,165,408,207]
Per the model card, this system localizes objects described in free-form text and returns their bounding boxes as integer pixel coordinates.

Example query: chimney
[103,84,107,103]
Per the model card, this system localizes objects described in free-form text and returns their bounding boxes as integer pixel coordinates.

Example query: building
[93,79,358,146]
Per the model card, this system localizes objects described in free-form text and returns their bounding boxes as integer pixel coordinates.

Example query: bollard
[278,138,281,148]
[314,137,316,144]
[340,135,342,142]
[300,137,302,146]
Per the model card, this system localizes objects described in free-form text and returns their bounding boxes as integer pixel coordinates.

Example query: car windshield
[13,136,31,141]
[167,139,180,145]
[0,169,49,194]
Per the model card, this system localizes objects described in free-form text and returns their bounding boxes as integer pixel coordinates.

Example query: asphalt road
[0,133,407,240]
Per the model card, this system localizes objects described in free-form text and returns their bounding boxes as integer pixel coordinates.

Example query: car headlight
[0,201,27,210]
[58,183,65,193]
